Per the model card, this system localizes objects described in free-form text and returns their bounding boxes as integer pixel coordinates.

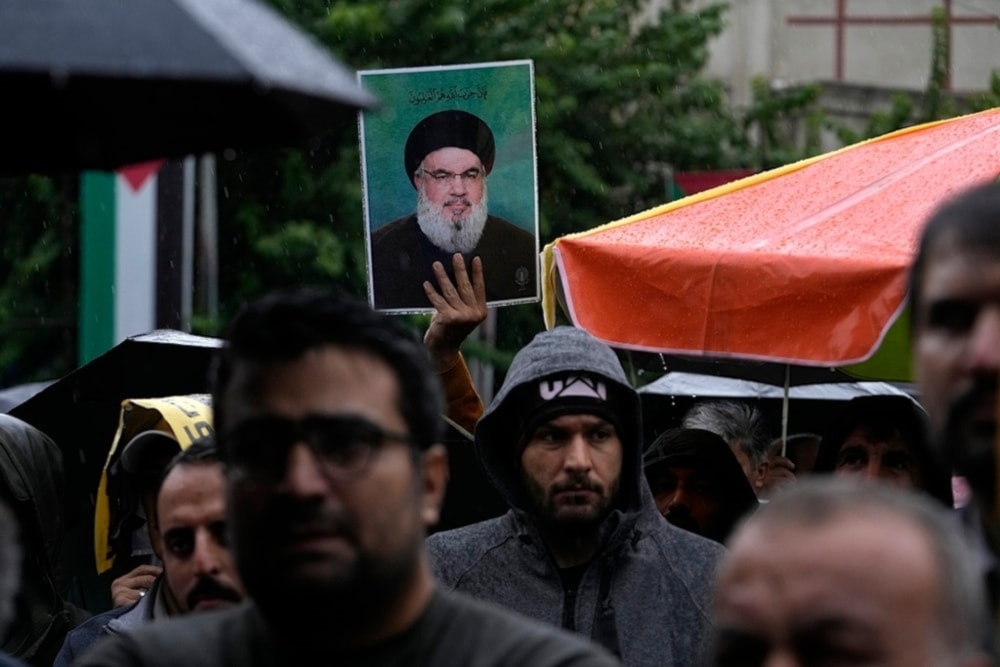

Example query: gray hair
[682,400,770,467]
[0,502,21,638]
[727,479,990,663]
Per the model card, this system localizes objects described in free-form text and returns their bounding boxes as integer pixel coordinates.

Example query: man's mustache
[551,476,603,496]
[664,506,699,533]
[186,576,243,609]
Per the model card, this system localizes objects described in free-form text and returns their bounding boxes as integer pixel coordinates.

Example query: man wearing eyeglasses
[370,109,537,310]
[75,288,617,666]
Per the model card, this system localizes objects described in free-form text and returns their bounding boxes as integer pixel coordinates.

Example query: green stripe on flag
[79,172,116,364]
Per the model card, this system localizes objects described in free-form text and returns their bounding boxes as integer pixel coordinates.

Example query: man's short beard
[416,185,489,254]
[520,470,618,533]
[936,374,998,510]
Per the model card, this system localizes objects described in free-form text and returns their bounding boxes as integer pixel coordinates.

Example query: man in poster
[370,109,537,310]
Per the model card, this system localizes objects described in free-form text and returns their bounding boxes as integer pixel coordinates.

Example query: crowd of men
[1,113,1000,664]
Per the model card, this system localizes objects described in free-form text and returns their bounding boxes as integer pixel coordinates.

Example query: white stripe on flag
[114,172,157,341]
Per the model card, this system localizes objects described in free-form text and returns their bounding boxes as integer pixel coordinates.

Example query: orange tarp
[542,107,1000,366]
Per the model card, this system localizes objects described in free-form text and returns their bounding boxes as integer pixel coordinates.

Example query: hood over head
[815,394,953,507]
[475,326,643,513]
[642,427,758,543]
[0,414,64,571]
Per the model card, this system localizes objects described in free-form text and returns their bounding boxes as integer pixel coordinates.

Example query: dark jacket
[53,576,158,667]
[642,428,759,544]
[370,214,537,310]
[427,327,725,666]
[0,415,89,666]
[814,395,953,506]
[73,592,619,667]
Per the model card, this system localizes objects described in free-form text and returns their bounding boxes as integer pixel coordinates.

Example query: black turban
[404,110,495,186]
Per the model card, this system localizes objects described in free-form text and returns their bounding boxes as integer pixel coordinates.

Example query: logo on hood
[538,375,607,402]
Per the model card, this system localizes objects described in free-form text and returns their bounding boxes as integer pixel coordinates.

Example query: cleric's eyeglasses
[224,415,413,482]
[416,168,483,185]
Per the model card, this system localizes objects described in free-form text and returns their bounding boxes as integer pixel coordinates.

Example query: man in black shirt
[76,289,615,666]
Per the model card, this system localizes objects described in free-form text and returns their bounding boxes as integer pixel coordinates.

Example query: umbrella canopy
[542,107,1000,370]
[8,330,221,610]
[0,0,376,172]
[639,372,913,402]
[637,371,916,452]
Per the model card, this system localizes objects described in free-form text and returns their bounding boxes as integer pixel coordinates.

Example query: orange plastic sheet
[542,107,1000,366]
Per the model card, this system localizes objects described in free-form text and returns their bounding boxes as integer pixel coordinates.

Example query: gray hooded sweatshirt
[427,327,724,666]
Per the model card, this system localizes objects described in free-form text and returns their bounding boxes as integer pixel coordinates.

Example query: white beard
[415,186,489,254]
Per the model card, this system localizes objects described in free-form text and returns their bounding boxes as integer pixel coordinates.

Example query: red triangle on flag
[118,160,165,192]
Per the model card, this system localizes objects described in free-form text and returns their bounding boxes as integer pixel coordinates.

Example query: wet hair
[156,438,219,493]
[211,287,443,455]
[726,479,990,662]
[909,180,1000,335]
[682,400,771,468]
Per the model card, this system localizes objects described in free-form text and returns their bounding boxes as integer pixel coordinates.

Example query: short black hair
[155,438,219,494]
[211,287,443,456]
[909,180,1000,334]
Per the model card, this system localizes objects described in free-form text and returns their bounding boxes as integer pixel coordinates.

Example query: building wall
[669,0,1000,107]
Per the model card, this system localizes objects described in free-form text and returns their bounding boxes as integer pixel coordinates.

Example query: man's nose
[448,174,467,194]
[865,459,887,480]
[563,435,593,472]
[192,529,222,575]
[279,442,329,497]
[967,306,1000,372]
[667,485,688,510]
[762,650,801,667]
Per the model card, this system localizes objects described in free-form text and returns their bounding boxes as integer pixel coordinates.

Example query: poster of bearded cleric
[359,61,539,312]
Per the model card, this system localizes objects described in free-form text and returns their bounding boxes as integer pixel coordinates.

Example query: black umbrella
[8,329,221,610]
[0,0,376,173]
[0,380,53,413]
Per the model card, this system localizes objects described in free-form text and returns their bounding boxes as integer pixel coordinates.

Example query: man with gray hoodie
[427,326,725,666]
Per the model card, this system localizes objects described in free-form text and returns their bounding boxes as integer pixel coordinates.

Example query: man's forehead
[921,236,1000,292]
[842,424,909,445]
[422,147,482,170]
[724,512,934,588]
[158,464,226,522]
[221,346,398,420]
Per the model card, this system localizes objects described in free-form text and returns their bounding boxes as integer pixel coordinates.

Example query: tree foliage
[0,174,78,385]
[214,0,748,367]
[6,0,977,387]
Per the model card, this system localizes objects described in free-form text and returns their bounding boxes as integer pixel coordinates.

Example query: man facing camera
[710,480,991,667]
[55,440,245,666]
[428,326,724,666]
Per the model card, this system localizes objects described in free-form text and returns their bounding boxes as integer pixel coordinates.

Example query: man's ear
[144,492,164,560]
[754,459,770,492]
[419,444,450,528]
[149,518,164,561]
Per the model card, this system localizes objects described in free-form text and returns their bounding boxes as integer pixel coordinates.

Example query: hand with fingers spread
[423,254,487,373]
[423,254,487,434]
[111,563,163,608]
